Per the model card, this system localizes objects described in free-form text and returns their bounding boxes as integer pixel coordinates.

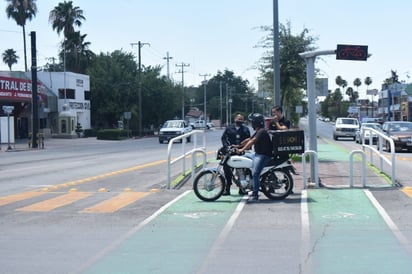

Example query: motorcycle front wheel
[260,169,293,200]
[193,170,225,202]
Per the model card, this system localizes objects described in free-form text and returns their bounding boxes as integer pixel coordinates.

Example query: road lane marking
[0,191,46,206]
[48,160,167,191]
[402,187,412,198]
[81,192,150,213]
[75,190,191,274]
[16,192,93,212]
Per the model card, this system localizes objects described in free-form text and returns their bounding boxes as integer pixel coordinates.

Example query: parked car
[333,117,359,140]
[355,122,381,144]
[190,120,210,129]
[378,121,412,152]
[158,120,192,144]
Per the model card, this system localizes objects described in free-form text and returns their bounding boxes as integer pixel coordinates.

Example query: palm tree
[335,76,348,92]
[346,87,355,103]
[5,0,38,72]
[353,78,361,94]
[2,49,19,70]
[49,1,85,39]
[364,76,373,116]
[61,31,95,73]
[49,1,86,74]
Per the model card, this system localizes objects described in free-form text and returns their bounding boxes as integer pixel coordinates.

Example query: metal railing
[302,150,319,189]
[349,150,366,187]
[359,127,396,186]
[166,130,207,189]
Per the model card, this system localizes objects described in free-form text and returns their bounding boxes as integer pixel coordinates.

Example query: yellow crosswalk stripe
[16,192,93,212]
[81,192,150,213]
[0,191,46,206]
[402,187,412,198]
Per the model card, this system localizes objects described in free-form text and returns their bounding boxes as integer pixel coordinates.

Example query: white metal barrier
[349,150,366,187]
[166,130,206,189]
[302,150,319,189]
[360,127,396,186]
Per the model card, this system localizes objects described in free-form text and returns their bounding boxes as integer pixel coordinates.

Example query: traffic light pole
[299,50,335,184]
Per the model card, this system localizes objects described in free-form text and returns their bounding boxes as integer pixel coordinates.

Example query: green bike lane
[81,191,244,274]
[80,142,412,274]
[304,142,412,273]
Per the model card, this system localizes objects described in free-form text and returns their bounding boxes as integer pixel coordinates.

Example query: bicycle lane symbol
[322,211,370,220]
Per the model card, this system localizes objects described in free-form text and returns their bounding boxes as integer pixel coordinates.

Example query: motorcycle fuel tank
[227,155,253,169]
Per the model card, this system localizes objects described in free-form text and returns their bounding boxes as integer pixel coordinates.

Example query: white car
[190,120,210,129]
[355,122,381,144]
[158,120,192,143]
[333,117,359,140]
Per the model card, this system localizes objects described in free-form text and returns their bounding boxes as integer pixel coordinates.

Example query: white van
[333,117,359,140]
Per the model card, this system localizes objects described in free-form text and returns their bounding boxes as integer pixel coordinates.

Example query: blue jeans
[252,154,271,196]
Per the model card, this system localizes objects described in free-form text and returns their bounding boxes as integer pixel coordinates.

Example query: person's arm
[238,136,256,153]
[221,129,230,147]
[273,116,288,130]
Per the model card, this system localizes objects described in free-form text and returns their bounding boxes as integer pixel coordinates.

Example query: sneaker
[222,190,230,196]
[247,195,259,203]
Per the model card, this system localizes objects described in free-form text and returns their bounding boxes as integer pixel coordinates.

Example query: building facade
[0,71,91,140]
[377,83,412,122]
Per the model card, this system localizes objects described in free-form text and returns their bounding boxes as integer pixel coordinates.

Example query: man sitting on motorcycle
[236,113,273,203]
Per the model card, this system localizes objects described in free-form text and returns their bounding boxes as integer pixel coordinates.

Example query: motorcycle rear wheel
[260,169,293,200]
[193,170,225,202]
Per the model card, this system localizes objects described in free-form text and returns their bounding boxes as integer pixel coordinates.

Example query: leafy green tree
[87,50,183,132]
[2,48,19,70]
[87,50,137,129]
[256,21,317,125]
[382,71,399,88]
[5,0,37,72]
[198,69,250,123]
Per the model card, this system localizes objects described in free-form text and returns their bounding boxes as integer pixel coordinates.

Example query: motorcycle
[193,147,297,202]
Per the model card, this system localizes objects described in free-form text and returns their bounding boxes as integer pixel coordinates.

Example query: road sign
[124,112,131,120]
[336,44,368,61]
[2,105,14,114]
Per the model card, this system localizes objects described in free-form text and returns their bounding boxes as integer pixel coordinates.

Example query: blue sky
[1,0,410,98]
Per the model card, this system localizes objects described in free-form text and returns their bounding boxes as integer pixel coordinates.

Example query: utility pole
[163,52,173,80]
[219,81,223,127]
[273,0,280,106]
[30,31,39,148]
[199,73,211,123]
[131,41,150,137]
[176,62,190,120]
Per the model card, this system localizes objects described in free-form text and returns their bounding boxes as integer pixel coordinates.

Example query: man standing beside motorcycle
[237,113,273,203]
[269,105,290,130]
[221,113,251,195]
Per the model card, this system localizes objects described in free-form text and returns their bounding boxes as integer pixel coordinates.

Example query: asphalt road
[1,121,412,274]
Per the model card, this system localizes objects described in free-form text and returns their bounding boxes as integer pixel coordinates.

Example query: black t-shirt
[269,116,291,130]
[253,128,273,157]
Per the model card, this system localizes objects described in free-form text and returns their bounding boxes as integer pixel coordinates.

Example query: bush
[83,128,98,137]
[96,129,131,140]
